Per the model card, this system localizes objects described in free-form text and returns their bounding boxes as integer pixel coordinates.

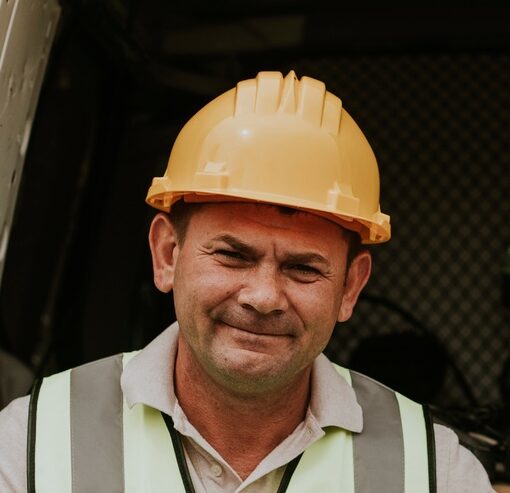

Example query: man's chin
[208,348,290,390]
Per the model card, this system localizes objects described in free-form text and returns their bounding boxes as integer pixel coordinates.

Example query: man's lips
[219,320,292,338]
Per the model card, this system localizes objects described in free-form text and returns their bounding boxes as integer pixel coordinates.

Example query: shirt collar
[121,322,179,416]
[121,321,362,433]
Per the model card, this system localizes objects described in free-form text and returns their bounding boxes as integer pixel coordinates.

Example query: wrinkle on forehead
[241,203,351,241]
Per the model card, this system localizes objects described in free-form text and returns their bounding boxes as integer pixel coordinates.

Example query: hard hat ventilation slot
[279,71,298,114]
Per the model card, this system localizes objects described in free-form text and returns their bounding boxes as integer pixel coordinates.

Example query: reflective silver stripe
[70,354,124,493]
[351,371,405,493]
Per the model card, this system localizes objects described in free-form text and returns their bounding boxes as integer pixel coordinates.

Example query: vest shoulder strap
[342,367,436,493]
[28,353,126,493]
[282,366,435,493]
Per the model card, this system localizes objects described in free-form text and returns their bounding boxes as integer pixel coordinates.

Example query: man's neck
[173,344,311,480]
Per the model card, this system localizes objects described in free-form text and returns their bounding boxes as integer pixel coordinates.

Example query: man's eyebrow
[285,252,330,267]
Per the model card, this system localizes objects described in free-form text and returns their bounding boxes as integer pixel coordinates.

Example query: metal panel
[311,54,510,404]
[0,0,60,287]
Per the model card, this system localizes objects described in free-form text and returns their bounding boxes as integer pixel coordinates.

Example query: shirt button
[210,463,223,477]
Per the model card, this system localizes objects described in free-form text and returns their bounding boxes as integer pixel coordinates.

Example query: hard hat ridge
[235,71,342,137]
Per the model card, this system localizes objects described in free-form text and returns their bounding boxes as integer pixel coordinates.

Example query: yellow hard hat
[146,71,390,244]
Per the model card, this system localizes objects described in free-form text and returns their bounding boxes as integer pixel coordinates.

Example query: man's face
[150,202,371,395]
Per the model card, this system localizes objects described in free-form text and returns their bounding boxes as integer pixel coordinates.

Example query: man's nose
[237,266,288,315]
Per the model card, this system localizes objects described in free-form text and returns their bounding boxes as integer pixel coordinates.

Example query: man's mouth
[219,319,291,338]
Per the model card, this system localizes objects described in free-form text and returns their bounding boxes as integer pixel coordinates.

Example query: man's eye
[216,250,245,260]
[291,264,320,275]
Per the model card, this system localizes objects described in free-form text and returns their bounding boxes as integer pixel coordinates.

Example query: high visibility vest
[27,352,436,493]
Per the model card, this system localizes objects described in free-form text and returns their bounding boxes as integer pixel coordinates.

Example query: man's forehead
[198,201,319,219]
[199,201,324,223]
[177,195,362,241]
[194,201,349,240]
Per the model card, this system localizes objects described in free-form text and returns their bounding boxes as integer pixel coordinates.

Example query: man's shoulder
[0,352,129,493]
[329,364,495,492]
[0,393,30,431]
[0,395,30,492]
[434,423,495,492]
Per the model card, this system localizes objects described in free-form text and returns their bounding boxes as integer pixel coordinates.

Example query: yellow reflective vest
[28,352,436,492]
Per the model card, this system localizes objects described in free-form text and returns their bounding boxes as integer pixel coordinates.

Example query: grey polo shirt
[0,323,495,492]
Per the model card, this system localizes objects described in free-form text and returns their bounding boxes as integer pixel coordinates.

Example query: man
[0,71,494,492]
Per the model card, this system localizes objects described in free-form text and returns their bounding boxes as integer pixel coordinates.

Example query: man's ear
[337,250,372,322]
[149,213,180,293]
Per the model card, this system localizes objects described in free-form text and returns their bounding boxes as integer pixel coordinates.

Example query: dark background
[1,2,509,407]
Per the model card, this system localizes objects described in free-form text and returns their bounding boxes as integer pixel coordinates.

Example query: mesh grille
[289,54,510,404]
